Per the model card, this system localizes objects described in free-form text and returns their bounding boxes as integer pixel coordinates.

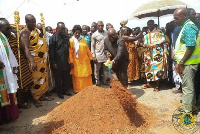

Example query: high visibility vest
[174,21,200,65]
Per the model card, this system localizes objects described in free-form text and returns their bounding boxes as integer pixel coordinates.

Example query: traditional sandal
[34,101,43,108]
[39,96,54,101]
[154,87,160,92]
[142,84,152,89]
[18,103,31,109]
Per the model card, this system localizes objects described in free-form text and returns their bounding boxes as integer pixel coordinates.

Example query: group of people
[0,6,200,123]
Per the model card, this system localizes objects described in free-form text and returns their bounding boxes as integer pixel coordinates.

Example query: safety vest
[174,21,200,65]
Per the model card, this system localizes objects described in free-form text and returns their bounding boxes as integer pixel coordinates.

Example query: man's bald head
[0,18,11,36]
[174,7,188,26]
[107,28,118,43]
[0,18,9,29]
[25,14,36,31]
[25,14,35,22]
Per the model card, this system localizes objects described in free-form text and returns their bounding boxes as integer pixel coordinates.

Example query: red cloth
[0,94,19,122]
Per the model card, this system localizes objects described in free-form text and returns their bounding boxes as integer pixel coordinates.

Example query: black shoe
[58,93,64,99]
[63,91,72,96]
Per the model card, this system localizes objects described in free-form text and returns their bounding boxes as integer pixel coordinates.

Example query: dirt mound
[39,80,156,134]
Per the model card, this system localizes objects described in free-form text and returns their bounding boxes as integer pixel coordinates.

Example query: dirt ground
[0,81,200,134]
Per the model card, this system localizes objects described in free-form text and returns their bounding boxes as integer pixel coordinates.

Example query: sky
[0,0,200,30]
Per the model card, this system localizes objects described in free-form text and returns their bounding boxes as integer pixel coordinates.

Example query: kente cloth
[0,32,18,107]
[29,28,48,100]
[125,41,139,82]
[143,29,169,81]
[136,39,146,79]
[7,33,33,89]
[69,38,93,93]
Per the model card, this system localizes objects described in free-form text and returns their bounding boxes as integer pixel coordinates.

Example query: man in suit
[104,28,129,88]
[49,22,72,99]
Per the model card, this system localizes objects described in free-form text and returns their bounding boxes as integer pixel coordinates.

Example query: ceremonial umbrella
[129,0,187,26]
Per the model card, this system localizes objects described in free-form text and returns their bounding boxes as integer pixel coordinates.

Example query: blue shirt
[172,26,181,47]
[81,34,91,49]
[195,20,200,29]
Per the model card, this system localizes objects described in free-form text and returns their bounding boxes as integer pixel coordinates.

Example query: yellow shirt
[69,38,93,77]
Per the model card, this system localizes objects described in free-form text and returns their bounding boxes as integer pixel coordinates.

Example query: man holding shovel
[104,28,129,88]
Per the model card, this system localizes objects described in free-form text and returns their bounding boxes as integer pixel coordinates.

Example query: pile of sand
[40,80,156,134]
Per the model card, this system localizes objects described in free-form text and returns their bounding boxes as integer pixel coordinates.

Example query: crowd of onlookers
[0,7,200,124]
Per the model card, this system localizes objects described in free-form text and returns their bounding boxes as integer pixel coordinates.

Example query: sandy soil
[0,81,200,134]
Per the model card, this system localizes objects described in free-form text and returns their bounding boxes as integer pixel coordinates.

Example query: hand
[110,60,114,68]
[137,32,143,38]
[53,64,58,69]
[30,61,37,71]
[0,61,5,69]
[143,44,149,48]
[13,67,18,74]
[175,64,184,76]
[70,63,74,68]
[107,52,112,58]
[93,57,97,63]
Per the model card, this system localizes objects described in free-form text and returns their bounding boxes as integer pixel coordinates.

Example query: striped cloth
[7,33,33,89]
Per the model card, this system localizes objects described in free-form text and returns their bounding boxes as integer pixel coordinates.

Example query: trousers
[182,64,198,113]
[94,62,108,84]
[53,69,71,94]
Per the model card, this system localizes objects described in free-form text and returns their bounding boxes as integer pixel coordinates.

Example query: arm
[20,31,37,71]
[175,25,198,75]
[113,40,126,63]
[104,39,111,58]
[3,34,18,68]
[122,32,142,42]
[86,44,93,60]
[180,26,197,63]
[49,35,57,69]
[68,39,74,66]
[91,34,96,58]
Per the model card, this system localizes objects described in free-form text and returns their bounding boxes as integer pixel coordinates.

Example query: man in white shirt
[91,21,108,86]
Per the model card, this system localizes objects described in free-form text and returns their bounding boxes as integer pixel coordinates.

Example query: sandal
[34,101,43,108]
[142,84,152,89]
[18,103,31,109]
[154,87,160,92]
[39,96,54,101]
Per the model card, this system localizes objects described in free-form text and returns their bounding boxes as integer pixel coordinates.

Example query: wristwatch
[179,60,184,65]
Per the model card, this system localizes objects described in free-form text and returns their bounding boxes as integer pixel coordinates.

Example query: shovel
[104,58,118,80]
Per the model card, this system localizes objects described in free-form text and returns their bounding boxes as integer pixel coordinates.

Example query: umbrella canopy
[129,0,187,26]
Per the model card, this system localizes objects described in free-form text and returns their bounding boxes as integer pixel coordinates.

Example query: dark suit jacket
[104,36,129,70]
[49,33,70,71]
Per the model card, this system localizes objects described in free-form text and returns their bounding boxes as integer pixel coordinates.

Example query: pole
[40,13,53,87]
[14,11,23,88]
[158,10,160,27]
